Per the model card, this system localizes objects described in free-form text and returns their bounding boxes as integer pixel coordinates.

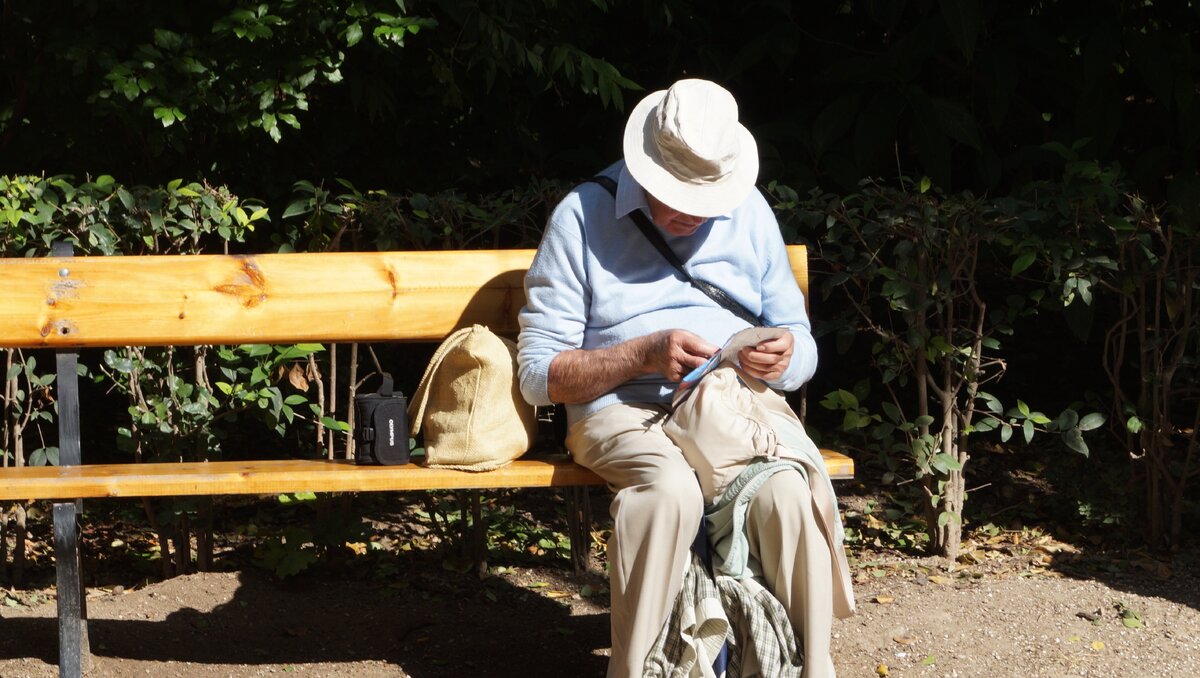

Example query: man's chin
[663,224,702,237]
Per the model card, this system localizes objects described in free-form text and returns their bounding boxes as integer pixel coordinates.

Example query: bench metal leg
[52,247,88,678]
[54,501,88,678]
[566,486,592,574]
[468,489,487,577]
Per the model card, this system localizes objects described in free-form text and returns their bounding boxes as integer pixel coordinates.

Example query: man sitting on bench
[516,78,855,677]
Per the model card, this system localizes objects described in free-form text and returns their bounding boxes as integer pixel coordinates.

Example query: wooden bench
[0,243,852,677]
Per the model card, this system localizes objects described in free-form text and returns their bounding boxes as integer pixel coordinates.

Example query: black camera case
[353,373,410,465]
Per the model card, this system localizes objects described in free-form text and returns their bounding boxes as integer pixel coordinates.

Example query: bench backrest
[0,246,810,348]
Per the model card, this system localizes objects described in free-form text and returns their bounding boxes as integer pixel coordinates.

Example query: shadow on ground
[0,564,610,677]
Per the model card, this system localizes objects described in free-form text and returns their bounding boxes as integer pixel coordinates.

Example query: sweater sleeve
[753,196,818,392]
[516,201,590,406]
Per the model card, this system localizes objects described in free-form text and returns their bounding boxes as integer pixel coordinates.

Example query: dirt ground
[1,491,1198,677]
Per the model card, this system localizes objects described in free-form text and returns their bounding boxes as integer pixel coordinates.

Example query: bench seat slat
[0,450,853,500]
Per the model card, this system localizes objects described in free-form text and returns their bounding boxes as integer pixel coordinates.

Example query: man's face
[646,192,707,237]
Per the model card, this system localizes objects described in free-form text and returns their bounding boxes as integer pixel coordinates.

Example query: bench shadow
[0,565,609,677]
[449,267,527,337]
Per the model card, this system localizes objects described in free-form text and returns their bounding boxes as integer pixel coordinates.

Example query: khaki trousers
[567,402,837,678]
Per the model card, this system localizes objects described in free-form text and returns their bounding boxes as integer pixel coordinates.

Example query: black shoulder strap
[586,176,765,328]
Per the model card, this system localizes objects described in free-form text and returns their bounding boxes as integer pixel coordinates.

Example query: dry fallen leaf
[288,363,309,391]
[1091,641,1106,651]
[957,549,985,565]
[873,595,895,604]
[927,575,953,585]
[875,663,890,676]
[893,633,918,645]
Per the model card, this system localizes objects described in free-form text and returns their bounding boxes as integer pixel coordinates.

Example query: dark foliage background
[4,1,1197,203]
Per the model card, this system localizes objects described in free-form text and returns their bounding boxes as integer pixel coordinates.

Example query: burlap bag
[408,324,536,471]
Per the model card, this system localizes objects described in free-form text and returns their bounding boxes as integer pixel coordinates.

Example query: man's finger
[754,333,793,352]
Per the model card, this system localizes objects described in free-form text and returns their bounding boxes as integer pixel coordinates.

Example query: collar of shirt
[614,163,648,221]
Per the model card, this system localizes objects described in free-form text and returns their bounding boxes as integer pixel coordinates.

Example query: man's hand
[737,331,794,382]
[546,329,718,404]
[644,329,720,382]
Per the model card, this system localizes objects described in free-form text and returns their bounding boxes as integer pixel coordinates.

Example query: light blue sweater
[516,161,817,425]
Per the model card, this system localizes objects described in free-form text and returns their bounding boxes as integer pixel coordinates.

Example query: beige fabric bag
[408,324,537,471]
[663,363,786,503]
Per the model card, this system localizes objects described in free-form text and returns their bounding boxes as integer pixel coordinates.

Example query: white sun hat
[623,78,759,218]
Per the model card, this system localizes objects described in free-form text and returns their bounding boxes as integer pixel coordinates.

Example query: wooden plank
[0,250,534,348]
[821,448,854,480]
[0,246,809,349]
[785,244,810,300]
[0,450,852,500]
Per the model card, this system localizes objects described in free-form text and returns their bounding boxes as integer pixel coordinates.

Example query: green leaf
[321,416,350,432]
[1062,429,1089,456]
[241,344,273,357]
[978,391,1003,414]
[1023,419,1034,443]
[936,511,960,528]
[1012,251,1036,276]
[1078,412,1106,431]
[250,365,268,386]
[931,453,963,473]
[835,389,858,409]
[880,401,902,424]
[103,350,135,374]
[282,200,311,220]
[1126,416,1144,434]
[972,418,996,433]
[345,21,364,47]
[1054,409,1080,430]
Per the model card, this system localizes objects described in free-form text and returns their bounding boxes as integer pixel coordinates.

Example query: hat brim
[623,89,759,219]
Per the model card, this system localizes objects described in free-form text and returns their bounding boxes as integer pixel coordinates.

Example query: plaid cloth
[644,554,803,678]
